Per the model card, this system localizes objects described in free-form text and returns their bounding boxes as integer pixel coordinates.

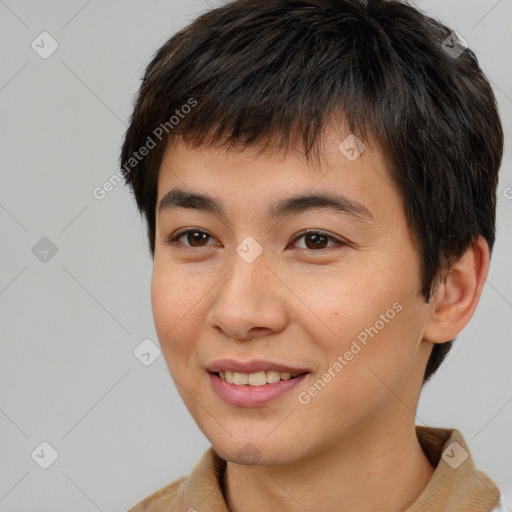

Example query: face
[151,130,433,466]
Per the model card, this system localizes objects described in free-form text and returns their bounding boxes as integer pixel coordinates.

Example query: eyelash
[164,228,346,252]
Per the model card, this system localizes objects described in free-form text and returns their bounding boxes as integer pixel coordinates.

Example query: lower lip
[209,372,309,407]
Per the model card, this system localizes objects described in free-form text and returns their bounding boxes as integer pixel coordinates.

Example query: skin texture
[151,128,489,512]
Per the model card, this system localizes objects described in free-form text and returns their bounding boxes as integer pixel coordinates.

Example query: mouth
[211,370,307,386]
[208,370,310,407]
[205,359,311,406]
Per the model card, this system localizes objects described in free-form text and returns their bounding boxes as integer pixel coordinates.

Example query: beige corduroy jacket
[128,426,502,512]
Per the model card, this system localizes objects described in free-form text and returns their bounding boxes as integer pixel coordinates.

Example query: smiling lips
[206,359,309,385]
[206,359,310,406]
[217,370,301,386]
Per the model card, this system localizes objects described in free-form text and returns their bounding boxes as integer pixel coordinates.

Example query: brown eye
[185,231,210,247]
[167,229,215,247]
[303,232,329,249]
[292,230,343,250]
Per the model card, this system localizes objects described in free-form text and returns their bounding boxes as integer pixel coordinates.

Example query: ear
[423,236,490,344]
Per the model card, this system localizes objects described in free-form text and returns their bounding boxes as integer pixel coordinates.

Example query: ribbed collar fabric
[129,426,501,511]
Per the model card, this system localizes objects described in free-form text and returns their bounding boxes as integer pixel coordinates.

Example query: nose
[206,250,289,341]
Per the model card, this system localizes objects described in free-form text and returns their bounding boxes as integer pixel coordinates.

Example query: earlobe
[423,236,490,344]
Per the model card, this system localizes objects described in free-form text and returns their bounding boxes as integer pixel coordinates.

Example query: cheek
[150,260,207,361]
[334,296,427,396]
[302,265,397,340]
[309,261,426,371]
[302,299,427,425]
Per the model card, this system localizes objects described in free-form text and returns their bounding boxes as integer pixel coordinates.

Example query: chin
[209,433,302,467]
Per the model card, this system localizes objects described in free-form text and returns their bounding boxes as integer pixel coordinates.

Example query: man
[121,0,504,510]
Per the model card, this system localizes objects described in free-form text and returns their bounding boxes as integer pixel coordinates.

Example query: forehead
[155,129,402,227]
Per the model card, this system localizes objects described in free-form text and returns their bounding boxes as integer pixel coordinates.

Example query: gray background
[0,1,510,510]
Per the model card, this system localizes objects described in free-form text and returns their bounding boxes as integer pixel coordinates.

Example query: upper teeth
[219,371,299,386]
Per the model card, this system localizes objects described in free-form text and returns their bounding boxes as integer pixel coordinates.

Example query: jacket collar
[180,426,500,511]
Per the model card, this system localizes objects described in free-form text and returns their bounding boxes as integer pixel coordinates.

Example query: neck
[222,419,435,512]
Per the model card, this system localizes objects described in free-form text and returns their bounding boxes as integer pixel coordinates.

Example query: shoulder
[412,425,502,511]
[127,476,188,512]
[126,446,226,512]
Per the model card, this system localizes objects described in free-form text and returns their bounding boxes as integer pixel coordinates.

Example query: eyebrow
[158,188,373,221]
